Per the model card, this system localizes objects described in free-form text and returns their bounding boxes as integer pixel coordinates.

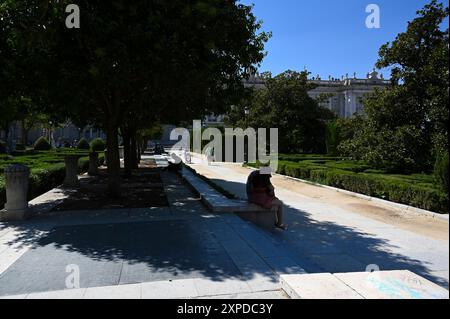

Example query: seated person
[246,167,287,230]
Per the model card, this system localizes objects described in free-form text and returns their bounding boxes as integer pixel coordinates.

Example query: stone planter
[88,152,99,176]
[63,155,81,188]
[0,164,31,221]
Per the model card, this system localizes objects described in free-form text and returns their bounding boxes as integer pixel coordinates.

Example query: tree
[2,0,269,195]
[0,97,19,150]
[227,71,336,154]
[339,0,449,172]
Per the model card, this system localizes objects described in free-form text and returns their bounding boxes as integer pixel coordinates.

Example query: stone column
[63,155,80,188]
[88,152,99,176]
[1,164,31,221]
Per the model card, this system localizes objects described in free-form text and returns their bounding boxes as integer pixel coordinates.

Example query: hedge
[248,160,448,214]
[76,138,90,150]
[0,154,104,210]
[34,137,52,151]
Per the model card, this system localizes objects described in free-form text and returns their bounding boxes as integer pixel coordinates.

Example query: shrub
[90,138,106,152]
[0,154,95,209]
[325,121,339,156]
[15,143,26,151]
[247,158,448,214]
[34,137,52,151]
[76,138,90,150]
[0,140,6,154]
[434,153,449,193]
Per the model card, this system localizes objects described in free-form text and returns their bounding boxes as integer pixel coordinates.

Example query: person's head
[260,166,272,177]
[259,166,272,186]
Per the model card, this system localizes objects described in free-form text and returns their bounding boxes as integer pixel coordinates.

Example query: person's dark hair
[254,173,271,188]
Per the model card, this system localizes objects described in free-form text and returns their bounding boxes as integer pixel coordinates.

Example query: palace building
[204,70,390,126]
[245,69,390,119]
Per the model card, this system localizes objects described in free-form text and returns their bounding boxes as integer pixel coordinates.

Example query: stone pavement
[1,154,448,298]
[183,155,449,290]
[0,171,296,299]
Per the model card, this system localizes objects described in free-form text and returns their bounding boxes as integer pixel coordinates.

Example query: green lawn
[248,155,448,214]
[0,149,104,209]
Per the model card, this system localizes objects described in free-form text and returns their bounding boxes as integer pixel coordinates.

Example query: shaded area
[0,220,242,296]
[192,176,449,289]
[51,168,168,211]
[0,170,447,297]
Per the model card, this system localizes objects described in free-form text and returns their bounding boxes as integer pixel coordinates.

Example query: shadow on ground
[0,173,447,296]
[198,176,449,289]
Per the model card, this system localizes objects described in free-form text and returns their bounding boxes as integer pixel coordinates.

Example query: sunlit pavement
[0,170,291,299]
[184,154,449,289]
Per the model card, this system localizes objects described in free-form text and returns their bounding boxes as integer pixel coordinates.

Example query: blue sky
[240,0,449,79]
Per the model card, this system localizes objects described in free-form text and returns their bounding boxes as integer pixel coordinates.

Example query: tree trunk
[122,130,132,178]
[4,127,12,154]
[137,136,142,161]
[106,123,121,197]
[20,121,29,146]
[131,133,138,169]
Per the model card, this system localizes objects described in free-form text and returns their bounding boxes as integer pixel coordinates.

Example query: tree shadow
[196,177,449,289]
[0,173,447,297]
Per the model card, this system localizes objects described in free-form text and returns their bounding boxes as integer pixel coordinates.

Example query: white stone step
[281,270,449,299]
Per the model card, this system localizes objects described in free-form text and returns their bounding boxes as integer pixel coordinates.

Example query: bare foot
[275,223,288,231]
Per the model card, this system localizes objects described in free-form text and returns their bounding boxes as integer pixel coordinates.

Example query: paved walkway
[0,171,292,299]
[185,155,449,289]
[0,154,448,298]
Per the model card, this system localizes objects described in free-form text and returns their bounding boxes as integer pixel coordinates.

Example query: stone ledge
[180,168,275,229]
[281,270,449,299]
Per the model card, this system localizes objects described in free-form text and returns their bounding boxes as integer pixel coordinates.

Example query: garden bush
[76,138,90,150]
[15,143,26,151]
[0,151,101,209]
[0,140,6,153]
[90,138,106,152]
[246,157,448,214]
[34,137,52,151]
[434,152,449,193]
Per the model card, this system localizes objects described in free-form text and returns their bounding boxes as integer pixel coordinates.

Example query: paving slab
[84,283,141,299]
[281,270,449,299]
[334,270,449,299]
[141,279,199,299]
[281,273,363,299]
[26,288,87,299]
[201,290,288,299]
[193,278,253,297]
[185,160,449,287]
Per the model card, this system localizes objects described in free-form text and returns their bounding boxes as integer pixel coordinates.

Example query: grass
[0,149,104,209]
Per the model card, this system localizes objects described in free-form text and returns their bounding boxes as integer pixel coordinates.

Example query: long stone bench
[180,168,276,229]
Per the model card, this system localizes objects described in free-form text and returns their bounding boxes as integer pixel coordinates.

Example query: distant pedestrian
[206,147,214,165]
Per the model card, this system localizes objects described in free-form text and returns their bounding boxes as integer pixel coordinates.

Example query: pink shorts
[248,193,275,209]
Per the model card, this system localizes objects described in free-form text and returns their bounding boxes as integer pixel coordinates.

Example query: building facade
[204,70,390,125]
[1,121,106,151]
[308,70,390,118]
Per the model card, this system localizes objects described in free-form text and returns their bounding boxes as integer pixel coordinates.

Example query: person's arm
[267,184,275,197]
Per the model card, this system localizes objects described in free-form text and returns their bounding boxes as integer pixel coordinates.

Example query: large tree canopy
[226,71,336,154]
[339,0,449,172]
[1,0,269,194]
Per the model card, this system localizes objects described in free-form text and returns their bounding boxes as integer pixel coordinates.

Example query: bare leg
[272,198,286,229]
